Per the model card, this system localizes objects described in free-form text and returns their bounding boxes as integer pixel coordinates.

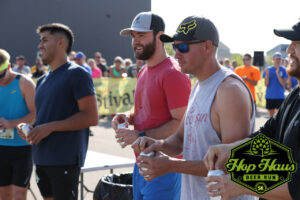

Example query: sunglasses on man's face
[172,40,206,53]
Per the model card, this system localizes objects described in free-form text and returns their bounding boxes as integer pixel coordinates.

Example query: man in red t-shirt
[112,12,191,200]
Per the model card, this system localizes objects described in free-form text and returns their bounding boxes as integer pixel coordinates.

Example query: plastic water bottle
[22,124,32,137]
[140,151,155,172]
[207,170,225,200]
[117,123,127,146]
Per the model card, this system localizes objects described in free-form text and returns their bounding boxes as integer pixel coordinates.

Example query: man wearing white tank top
[132,16,257,200]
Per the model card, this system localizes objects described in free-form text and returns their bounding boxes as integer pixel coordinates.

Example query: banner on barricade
[94,78,137,115]
[33,77,267,115]
[94,78,267,115]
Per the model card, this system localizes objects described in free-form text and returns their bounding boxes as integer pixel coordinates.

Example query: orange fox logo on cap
[177,20,197,35]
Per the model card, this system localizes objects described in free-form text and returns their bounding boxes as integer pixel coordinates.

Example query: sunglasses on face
[172,40,206,53]
[243,58,251,61]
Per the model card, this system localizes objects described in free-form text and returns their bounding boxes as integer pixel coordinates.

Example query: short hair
[94,52,102,57]
[0,49,10,65]
[36,23,74,54]
[87,58,96,64]
[114,56,124,64]
[124,58,133,66]
[243,53,252,59]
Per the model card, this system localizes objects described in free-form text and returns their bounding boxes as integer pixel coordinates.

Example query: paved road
[27,107,270,200]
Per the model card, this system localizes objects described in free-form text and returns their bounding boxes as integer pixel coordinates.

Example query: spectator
[113,12,191,200]
[68,50,76,63]
[87,58,102,78]
[109,56,125,78]
[18,23,98,200]
[31,58,48,78]
[232,60,238,69]
[263,52,288,116]
[224,58,234,70]
[75,51,92,75]
[94,52,109,77]
[0,49,36,200]
[12,55,31,76]
[235,54,261,105]
[127,59,144,78]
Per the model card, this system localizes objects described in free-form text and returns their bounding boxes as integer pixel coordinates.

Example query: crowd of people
[10,50,145,80]
[0,10,299,200]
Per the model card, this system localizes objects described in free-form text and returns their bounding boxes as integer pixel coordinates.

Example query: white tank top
[181,67,256,200]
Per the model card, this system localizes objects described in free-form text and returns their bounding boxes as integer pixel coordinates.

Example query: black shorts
[0,145,33,187]
[266,99,285,110]
[35,165,80,200]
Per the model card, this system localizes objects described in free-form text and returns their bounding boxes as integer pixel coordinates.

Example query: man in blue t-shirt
[19,23,98,200]
[263,52,288,116]
[75,51,92,75]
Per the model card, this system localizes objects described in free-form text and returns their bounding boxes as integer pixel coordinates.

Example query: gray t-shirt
[181,67,256,200]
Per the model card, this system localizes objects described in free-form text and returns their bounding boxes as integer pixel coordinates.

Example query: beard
[134,37,156,60]
[287,55,300,79]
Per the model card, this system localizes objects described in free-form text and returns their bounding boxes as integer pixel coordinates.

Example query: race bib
[0,128,14,139]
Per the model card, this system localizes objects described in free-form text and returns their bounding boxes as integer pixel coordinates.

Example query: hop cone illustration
[251,134,271,156]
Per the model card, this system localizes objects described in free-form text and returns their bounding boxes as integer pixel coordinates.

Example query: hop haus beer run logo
[226,134,297,194]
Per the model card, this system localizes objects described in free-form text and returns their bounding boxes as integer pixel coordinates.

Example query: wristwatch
[139,130,146,137]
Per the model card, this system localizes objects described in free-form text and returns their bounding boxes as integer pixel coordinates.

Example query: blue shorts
[133,163,181,200]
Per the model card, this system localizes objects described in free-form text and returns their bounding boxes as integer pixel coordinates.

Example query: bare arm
[264,69,270,86]
[213,77,253,144]
[276,68,287,87]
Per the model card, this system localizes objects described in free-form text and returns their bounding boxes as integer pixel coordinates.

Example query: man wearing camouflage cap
[132,16,256,200]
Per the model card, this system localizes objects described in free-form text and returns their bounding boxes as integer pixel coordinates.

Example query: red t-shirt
[134,57,191,131]
[134,57,191,159]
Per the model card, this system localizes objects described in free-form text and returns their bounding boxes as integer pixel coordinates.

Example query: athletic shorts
[266,99,284,109]
[0,145,33,187]
[35,165,80,200]
[133,163,181,200]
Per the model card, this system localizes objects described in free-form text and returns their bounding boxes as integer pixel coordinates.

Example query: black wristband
[139,131,146,137]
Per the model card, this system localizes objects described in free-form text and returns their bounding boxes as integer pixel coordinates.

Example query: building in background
[267,44,289,58]
[0,0,150,65]
[217,41,231,61]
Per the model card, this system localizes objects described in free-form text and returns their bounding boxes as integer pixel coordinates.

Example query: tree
[164,43,175,57]
[231,53,243,66]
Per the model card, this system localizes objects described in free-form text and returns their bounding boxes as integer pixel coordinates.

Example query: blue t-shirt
[263,66,288,99]
[33,62,95,167]
[82,64,92,75]
[0,75,29,146]
[291,77,298,89]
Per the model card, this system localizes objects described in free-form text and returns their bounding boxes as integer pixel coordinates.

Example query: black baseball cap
[160,16,219,46]
[274,20,300,41]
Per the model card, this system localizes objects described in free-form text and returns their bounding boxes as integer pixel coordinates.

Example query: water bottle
[207,169,225,200]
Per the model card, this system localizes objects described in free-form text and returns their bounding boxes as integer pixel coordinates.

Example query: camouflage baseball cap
[160,16,219,46]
